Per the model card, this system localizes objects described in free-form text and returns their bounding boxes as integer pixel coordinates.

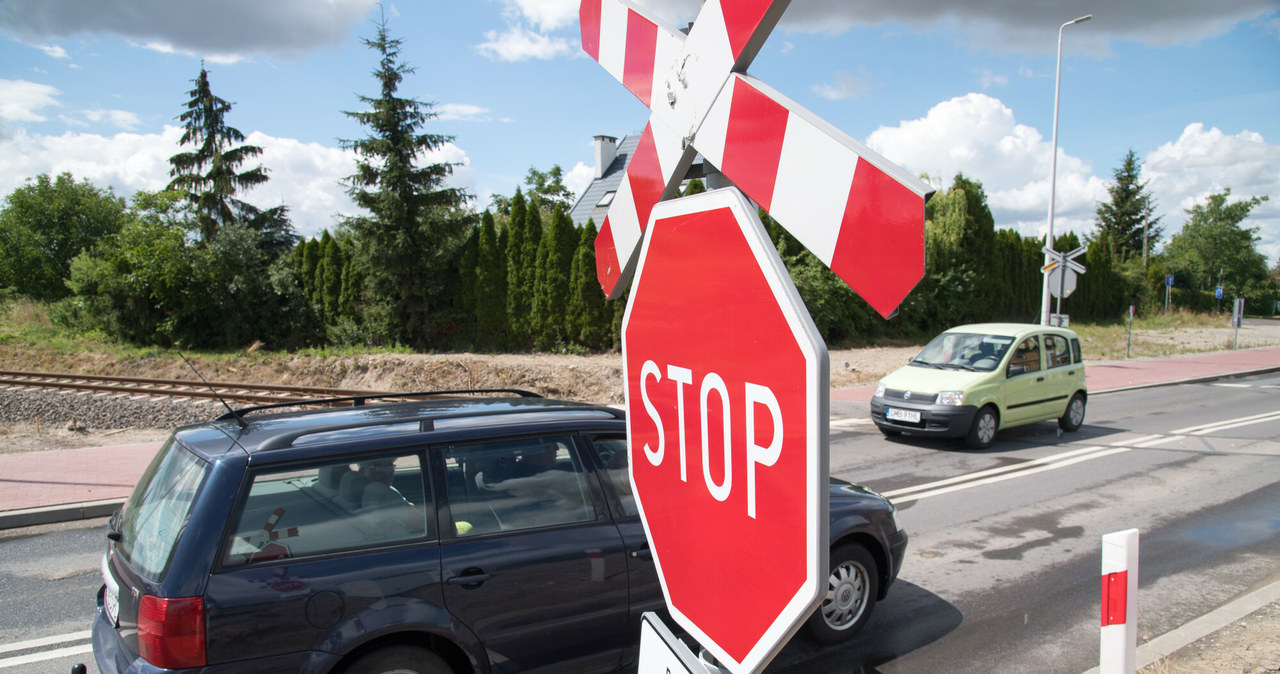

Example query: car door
[1041,333,1080,418]
[205,451,444,667]
[1002,335,1051,425]
[437,435,632,674]
[583,433,664,638]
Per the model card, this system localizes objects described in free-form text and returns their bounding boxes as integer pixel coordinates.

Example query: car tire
[1059,393,1086,432]
[340,646,453,674]
[965,406,998,449]
[806,545,879,644]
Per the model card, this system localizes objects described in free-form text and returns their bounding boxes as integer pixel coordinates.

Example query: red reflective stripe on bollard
[1101,571,1127,626]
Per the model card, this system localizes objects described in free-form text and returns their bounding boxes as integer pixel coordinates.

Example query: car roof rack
[216,388,543,421]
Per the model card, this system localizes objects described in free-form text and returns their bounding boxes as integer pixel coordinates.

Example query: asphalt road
[2,373,1278,673]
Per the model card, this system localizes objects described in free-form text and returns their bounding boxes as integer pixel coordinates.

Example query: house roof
[569,133,641,229]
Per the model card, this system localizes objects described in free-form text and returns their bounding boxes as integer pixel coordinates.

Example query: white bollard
[1100,529,1140,674]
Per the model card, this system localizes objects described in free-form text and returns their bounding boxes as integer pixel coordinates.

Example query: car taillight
[138,595,206,669]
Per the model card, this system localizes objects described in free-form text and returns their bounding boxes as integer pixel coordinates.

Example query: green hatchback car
[869,323,1087,449]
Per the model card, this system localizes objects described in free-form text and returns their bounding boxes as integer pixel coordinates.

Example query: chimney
[593,135,618,179]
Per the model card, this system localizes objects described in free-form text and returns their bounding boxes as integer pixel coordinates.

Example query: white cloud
[436,103,493,122]
[0,0,377,61]
[1144,123,1280,260]
[83,108,141,130]
[476,24,573,62]
[495,0,579,32]
[975,68,1009,89]
[0,79,61,123]
[812,70,870,101]
[866,93,1108,238]
[37,43,68,59]
[563,160,594,201]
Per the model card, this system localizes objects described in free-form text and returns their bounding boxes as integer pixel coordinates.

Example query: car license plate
[102,554,120,627]
[887,408,921,423]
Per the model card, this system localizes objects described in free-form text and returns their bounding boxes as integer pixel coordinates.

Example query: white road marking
[0,644,92,670]
[0,631,91,655]
[880,409,1280,504]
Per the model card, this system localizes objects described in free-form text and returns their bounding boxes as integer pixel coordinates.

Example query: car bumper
[885,529,909,595]
[870,398,980,438]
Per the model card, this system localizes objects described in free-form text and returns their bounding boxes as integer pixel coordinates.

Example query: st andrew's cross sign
[579,0,934,317]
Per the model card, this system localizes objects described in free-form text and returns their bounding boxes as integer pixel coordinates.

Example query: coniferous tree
[341,17,471,349]
[320,234,344,318]
[475,211,507,349]
[505,190,530,345]
[518,206,543,348]
[1094,150,1162,264]
[533,205,577,350]
[167,66,285,244]
[568,220,609,349]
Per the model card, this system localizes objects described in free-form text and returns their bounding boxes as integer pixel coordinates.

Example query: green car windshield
[911,332,1016,372]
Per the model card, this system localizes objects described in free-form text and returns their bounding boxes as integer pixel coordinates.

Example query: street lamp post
[1041,14,1092,326]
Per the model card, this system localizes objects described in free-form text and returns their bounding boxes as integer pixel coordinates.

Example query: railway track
[0,370,383,406]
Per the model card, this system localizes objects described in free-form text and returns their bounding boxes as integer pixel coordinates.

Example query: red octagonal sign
[623,188,829,673]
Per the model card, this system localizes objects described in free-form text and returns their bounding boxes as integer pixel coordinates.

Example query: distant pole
[1141,211,1149,271]
[1041,14,1093,325]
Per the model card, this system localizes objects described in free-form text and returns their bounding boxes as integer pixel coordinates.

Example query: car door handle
[1036,377,1045,382]
[447,570,493,586]
[630,546,652,561]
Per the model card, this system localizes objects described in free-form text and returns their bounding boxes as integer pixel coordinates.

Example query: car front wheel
[1059,393,1086,432]
[965,406,998,449]
[806,544,879,644]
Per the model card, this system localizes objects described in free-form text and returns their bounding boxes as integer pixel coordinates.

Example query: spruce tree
[341,17,470,349]
[167,66,279,243]
[1094,149,1162,263]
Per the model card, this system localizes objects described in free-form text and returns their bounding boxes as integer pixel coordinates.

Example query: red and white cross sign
[623,188,828,674]
[580,0,934,317]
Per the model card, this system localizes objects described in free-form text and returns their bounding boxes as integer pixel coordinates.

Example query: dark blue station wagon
[92,392,907,674]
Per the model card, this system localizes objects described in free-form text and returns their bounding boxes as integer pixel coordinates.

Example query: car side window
[1045,334,1072,368]
[443,436,596,537]
[221,452,431,567]
[1007,336,1042,376]
[589,434,638,519]
[1071,338,1083,364]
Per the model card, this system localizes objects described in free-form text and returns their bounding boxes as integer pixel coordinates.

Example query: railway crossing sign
[580,0,933,317]
[623,189,828,674]
[1043,245,1087,299]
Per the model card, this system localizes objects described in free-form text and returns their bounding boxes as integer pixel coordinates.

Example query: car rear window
[116,439,210,581]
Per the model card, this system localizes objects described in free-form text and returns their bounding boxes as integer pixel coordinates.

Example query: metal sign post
[1042,245,1085,327]
[1232,298,1245,349]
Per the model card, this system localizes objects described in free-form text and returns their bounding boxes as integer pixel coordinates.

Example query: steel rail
[0,370,383,405]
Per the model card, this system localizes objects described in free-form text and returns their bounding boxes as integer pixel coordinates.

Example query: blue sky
[2,0,1278,264]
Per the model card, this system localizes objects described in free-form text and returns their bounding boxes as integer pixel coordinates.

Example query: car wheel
[340,646,452,674]
[965,406,998,449]
[806,545,879,644]
[1059,393,1086,432]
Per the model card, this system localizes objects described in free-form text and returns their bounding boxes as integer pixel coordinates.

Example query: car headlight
[935,390,964,406]
[874,382,886,399]
[890,505,904,533]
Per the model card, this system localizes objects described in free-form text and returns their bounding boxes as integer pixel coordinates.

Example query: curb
[0,498,123,530]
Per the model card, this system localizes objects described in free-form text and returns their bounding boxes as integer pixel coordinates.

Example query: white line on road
[0,631,91,656]
[881,408,1280,504]
[0,644,92,670]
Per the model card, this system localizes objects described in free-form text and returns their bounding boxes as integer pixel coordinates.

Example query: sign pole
[1126,305,1134,358]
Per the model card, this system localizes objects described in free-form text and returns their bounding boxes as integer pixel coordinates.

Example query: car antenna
[178,350,247,428]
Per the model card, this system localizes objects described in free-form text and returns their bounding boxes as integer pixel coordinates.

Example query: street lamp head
[1069,14,1093,26]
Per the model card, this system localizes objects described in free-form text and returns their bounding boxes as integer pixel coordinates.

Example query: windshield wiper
[910,358,943,369]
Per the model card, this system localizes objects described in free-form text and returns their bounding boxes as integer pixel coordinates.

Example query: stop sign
[623,188,829,673]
